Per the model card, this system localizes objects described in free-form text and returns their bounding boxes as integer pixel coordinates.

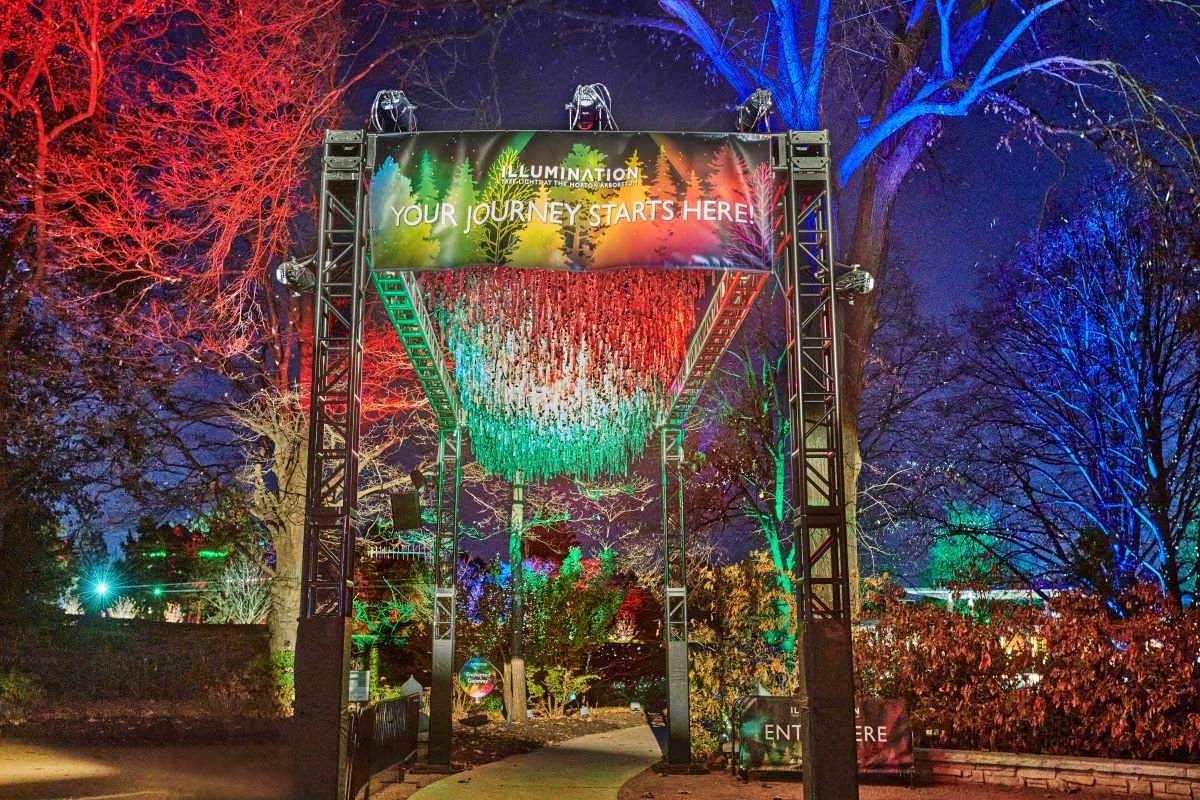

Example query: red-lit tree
[41,0,430,657]
[0,1,169,614]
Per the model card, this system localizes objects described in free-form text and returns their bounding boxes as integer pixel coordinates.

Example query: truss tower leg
[776,131,858,800]
[426,426,461,770]
[660,425,692,766]
[295,129,368,800]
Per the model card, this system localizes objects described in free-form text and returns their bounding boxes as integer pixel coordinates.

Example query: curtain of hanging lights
[421,268,709,481]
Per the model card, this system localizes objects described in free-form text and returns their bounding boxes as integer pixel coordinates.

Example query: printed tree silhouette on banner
[724,162,777,271]
[470,147,536,265]
[435,161,479,266]
[668,169,720,265]
[590,151,658,269]
[512,186,568,269]
[415,150,439,208]
[370,158,440,268]
[549,143,613,265]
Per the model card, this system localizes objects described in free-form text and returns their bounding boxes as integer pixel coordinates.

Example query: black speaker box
[391,491,421,530]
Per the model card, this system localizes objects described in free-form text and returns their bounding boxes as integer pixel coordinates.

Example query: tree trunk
[508,471,527,723]
[267,439,309,658]
[269,515,304,656]
[842,426,862,617]
[837,123,931,611]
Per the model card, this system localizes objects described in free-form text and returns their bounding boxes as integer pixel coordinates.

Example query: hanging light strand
[421,268,708,481]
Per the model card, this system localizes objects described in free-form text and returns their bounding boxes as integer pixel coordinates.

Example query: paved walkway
[410,724,661,800]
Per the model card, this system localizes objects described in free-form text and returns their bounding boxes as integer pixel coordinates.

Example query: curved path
[411,724,661,800]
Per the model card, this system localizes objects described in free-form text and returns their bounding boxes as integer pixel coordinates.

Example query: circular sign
[458,657,497,700]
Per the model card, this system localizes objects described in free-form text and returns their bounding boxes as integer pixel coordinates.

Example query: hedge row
[855,585,1200,762]
[0,618,275,712]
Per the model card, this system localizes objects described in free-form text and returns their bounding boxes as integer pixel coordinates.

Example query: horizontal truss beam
[663,270,767,429]
[372,270,462,432]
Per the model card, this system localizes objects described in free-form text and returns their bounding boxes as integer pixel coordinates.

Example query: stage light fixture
[834,263,875,304]
[275,254,316,296]
[735,88,775,133]
[409,468,428,491]
[566,83,617,131]
[369,89,417,134]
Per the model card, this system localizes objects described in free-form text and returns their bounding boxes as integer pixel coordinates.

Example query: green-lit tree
[523,548,624,716]
[926,503,1009,587]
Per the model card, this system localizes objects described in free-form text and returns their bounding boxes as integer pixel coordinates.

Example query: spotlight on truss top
[275,254,317,296]
[566,83,617,131]
[835,263,875,304]
[735,88,775,133]
[369,89,417,133]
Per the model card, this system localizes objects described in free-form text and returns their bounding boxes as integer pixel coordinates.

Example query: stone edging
[915,748,1200,799]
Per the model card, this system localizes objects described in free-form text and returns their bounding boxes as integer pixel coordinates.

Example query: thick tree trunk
[507,471,527,723]
[266,437,309,658]
[837,121,931,611]
[269,515,304,656]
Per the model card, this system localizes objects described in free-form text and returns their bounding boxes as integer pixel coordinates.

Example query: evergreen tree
[470,147,535,265]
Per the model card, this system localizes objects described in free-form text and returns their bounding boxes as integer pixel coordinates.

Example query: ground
[0,713,1151,800]
[0,739,286,800]
[619,768,1135,800]
[0,707,645,800]
[444,706,646,766]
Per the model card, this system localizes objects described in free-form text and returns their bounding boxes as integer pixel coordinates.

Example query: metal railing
[346,692,421,799]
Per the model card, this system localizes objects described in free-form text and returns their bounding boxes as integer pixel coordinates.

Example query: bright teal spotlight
[94,581,110,597]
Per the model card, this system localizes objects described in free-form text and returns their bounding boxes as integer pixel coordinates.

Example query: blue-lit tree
[557,0,1195,558]
[958,174,1200,607]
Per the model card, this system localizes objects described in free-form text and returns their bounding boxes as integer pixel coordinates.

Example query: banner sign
[368,131,775,273]
[734,696,913,776]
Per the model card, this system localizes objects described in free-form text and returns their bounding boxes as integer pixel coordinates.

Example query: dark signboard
[735,696,913,776]
[368,130,775,273]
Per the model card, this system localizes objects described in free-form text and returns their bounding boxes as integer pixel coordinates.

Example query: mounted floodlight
[735,88,775,133]
[409,468,428,491]
[369,89,417,134]
[275,254,316,296]
[835,263,875,304]
[566,83,617,131]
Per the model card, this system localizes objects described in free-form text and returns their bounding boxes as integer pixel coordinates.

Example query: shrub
[688,553,799,753]
[0,670,43,708]
[855,582,1200,762]
[0,619,276,714]
[528,666,597,717]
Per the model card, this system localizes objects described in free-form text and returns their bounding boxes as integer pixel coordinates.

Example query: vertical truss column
[660,425,691,766]
[295,129,367,800]
[426,426,461,770]
[775,131,858,800]
[301,129,368,618]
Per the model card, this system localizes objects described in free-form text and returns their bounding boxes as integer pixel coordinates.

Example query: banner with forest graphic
[367,131,776,273]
